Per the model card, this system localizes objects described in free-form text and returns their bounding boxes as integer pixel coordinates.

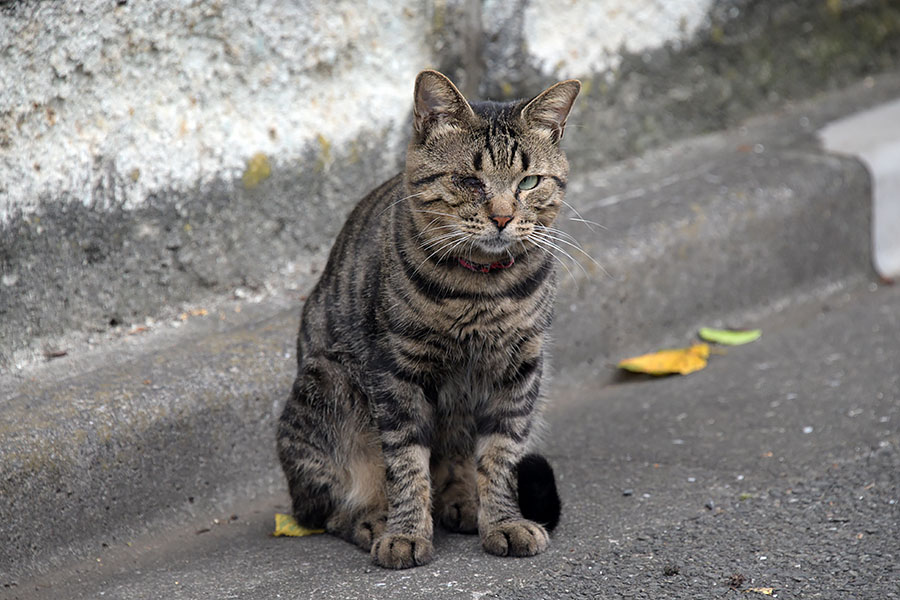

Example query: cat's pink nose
[491,214,513,230]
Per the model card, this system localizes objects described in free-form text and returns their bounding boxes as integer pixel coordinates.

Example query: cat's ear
[413,70,476,139]
[520,79,581,143]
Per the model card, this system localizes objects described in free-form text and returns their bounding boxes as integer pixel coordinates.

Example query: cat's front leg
[476,433,550,557]
[475,358,550,557]
[369,373,435,569]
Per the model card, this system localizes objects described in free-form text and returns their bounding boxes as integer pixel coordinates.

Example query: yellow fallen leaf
[243,152,271,188]
[273,513,325,537]
[745,588,775,596]
[617,343,710,376]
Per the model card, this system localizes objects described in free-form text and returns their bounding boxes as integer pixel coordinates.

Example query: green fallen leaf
[698,327,761,346]
[273,513,324,537]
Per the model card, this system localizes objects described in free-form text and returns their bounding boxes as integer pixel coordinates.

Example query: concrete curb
[0,79,889,579]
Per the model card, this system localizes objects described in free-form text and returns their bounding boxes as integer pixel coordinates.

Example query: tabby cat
[277,70,580,569]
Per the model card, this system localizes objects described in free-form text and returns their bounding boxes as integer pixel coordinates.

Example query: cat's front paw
[371,533,434,569]
[438,499,479,534]
[481,519,549,557]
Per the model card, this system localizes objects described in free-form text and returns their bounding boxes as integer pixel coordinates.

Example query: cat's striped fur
[277,70,580,569]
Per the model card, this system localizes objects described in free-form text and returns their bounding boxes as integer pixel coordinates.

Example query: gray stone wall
[2,0,899,367]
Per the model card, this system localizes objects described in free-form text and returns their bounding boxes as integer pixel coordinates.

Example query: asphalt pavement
[5,279,898,600]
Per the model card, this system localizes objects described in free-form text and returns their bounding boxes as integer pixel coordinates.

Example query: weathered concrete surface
[4,0,900,368]
[4,259,898,600]
[0,79,892,583]
[0,0,429,220]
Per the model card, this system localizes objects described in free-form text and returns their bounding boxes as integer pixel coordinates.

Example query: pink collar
[458,256,515,273]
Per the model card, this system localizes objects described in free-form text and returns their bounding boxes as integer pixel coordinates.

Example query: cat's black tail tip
[516,453,561,531]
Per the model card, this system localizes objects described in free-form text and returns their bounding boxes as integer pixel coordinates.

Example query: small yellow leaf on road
[243,152,271,188]
[617,343,710,376]
[699,327,762,346]
[745,588,775,596]
[273,513,325,537]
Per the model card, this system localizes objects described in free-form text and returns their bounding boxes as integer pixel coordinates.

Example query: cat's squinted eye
[453,174,485,193]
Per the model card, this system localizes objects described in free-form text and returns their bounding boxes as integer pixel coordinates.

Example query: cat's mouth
[474,231,513,254]
[458,255,515,273]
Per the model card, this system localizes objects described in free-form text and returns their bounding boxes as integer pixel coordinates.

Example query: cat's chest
[417,299,544,383]
[420,295,535,347]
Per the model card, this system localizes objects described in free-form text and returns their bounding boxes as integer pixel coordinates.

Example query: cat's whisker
[419,239,454,253]
[559,199,605,233]
[418,219,455,229]
[420,237,466,255]
[412,209,459,219]
[568,216,607,230]
[533,227,589,257]
[535,225,592,252]
[458,237,479,268]
[415,217,442,239]
[416,224,459,239]
[417,233,470,273]
[539,233,610,280]
[530,231,582,270]
[419,231,468,253]
[534,224,581,245]
[420,228,465,245]
[425,236,471,273]
[516,238,531,262]
[377,191,429,216]
[419,227,463,243]
[530,230,589,280]
[534,225,609,277]
[528,235,577,285]
[442,236,473,262]
[420,225,465,243]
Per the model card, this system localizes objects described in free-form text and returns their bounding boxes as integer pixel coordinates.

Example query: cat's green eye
[518,175,540,191]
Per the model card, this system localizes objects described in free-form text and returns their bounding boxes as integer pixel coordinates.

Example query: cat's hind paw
[351,514,387,551]
[481,519,549,557]
[438,499,479,534]
[371,533,434,569]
